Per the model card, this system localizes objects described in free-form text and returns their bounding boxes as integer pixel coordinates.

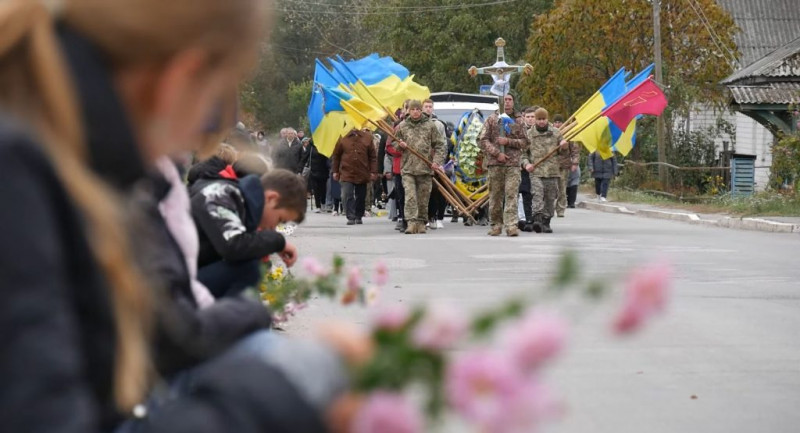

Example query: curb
[577,201,635,215]
[577,201,800,234]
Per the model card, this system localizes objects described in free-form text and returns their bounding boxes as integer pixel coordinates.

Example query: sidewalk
[576,194,800,234]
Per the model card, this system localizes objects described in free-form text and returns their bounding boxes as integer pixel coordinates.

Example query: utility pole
[653,0,667,185]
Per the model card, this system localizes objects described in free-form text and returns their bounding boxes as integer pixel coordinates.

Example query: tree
[367,0,553,94]
[519,0,739,118]
[240,0,373,131]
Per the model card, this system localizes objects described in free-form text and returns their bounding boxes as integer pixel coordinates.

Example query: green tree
[368,0,553,94]
[240,0,373,131]
[519,0,739,117]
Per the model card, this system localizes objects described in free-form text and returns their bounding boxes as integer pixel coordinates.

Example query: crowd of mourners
[262,95,616,237]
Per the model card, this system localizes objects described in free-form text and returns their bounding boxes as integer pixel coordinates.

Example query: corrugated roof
[728,82,800,104]
[716,0,800,67]
[722,35,800,83]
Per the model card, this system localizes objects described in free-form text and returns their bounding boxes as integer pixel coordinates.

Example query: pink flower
[501,379,563,433]
[283,302,297,317]
[372,304,411,331]
[301,256,327,277]
[501,310,568,373]
[411,304,468,351]
[373,260,389,286]
[272,311,287,325]
[447,350,560,433]
[446,350,525,431]
[613,260,673,335]
[347,266,363,292]
[353,392,423,433]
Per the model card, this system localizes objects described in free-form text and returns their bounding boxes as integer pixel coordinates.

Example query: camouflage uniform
[523,125,564,222]
[556,141,580,216]
[394,115,446,225]
[479,113,528,233]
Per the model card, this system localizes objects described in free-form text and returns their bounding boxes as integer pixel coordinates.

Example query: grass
[583,185,800,217]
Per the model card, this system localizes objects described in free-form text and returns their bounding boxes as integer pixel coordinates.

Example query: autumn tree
[519,0,739,118]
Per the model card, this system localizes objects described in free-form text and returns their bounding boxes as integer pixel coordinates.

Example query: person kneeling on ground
[192,166,304,297]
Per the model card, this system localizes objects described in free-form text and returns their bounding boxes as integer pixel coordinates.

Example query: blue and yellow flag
[611,64,654,156]
[571,68,628,159]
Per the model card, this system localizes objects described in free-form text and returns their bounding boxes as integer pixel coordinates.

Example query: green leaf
[551,250,579,289]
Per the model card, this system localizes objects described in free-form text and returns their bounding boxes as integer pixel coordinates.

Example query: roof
[429,92,499,104]
[721,35,800,84]
[717,0,800,67]
[728,82,800,104]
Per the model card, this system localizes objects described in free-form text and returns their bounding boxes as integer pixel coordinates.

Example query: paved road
[285,206,800,433]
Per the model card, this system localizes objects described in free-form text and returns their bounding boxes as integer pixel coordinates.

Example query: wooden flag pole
[366,118,478,223]
[528,110,606,171]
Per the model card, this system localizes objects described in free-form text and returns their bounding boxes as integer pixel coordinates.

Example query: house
[687,0,800,190]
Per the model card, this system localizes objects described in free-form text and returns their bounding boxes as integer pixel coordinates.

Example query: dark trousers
[198,259,261,298]
[567,185,578,207]
[521,191,533,222]
[342,181,367,221]
[393,174,405,220]
[594,178,610,198]
[428,184,447,220]
[310,176,327,209]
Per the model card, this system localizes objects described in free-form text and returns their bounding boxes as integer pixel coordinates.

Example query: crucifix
[468,38,533,98]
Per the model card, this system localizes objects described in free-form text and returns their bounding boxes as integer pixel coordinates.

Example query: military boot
[542,217,553,233]
[404,221,418,234]
[506,226,520,237]
[532,214,544,233]
[487,225,502,236]
[417,221,427,234]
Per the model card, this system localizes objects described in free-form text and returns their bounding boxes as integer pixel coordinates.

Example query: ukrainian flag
[329,55,430,115]
[308,88,353,157]
[611,64,654,156]
[572,68,628,159]
[320,86,385,131]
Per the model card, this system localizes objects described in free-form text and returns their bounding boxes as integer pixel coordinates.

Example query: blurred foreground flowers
[259,252,672,432]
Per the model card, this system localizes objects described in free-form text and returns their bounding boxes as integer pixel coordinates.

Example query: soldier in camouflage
[393,100,447,234]
[552,114,580,217]
[523,108,568,233]
[479,93,528,237]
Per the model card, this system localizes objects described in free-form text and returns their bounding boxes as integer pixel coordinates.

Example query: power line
[272,0,521,15]
[683,0,739,67]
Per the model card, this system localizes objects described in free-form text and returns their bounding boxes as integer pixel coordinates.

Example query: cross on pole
[468,38,532,97]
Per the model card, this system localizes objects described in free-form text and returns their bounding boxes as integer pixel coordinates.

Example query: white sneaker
[314,208,321,213]
[600,197,607,202]
[332,211,339,216]
[436,220,444,229]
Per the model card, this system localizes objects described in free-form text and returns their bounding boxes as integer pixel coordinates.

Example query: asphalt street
[285,205,800,433]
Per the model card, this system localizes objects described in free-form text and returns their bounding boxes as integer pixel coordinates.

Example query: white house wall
[684,106,773,191]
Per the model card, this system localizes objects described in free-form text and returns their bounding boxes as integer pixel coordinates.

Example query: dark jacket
[0,25,325,433]
[131,173,273,377]
[191,174,286,267]
[308,142,330,179]
[270,138,303,173]
[588,152,618,179]
[187,156,227,187]
[330,129,378,184]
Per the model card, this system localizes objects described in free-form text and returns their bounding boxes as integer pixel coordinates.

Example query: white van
[429,92,499,127]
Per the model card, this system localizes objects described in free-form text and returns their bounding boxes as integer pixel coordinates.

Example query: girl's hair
[0,0,267,411]
[216,143,239,165]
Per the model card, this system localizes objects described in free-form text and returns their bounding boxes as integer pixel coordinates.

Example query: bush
[770,133,800,192]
